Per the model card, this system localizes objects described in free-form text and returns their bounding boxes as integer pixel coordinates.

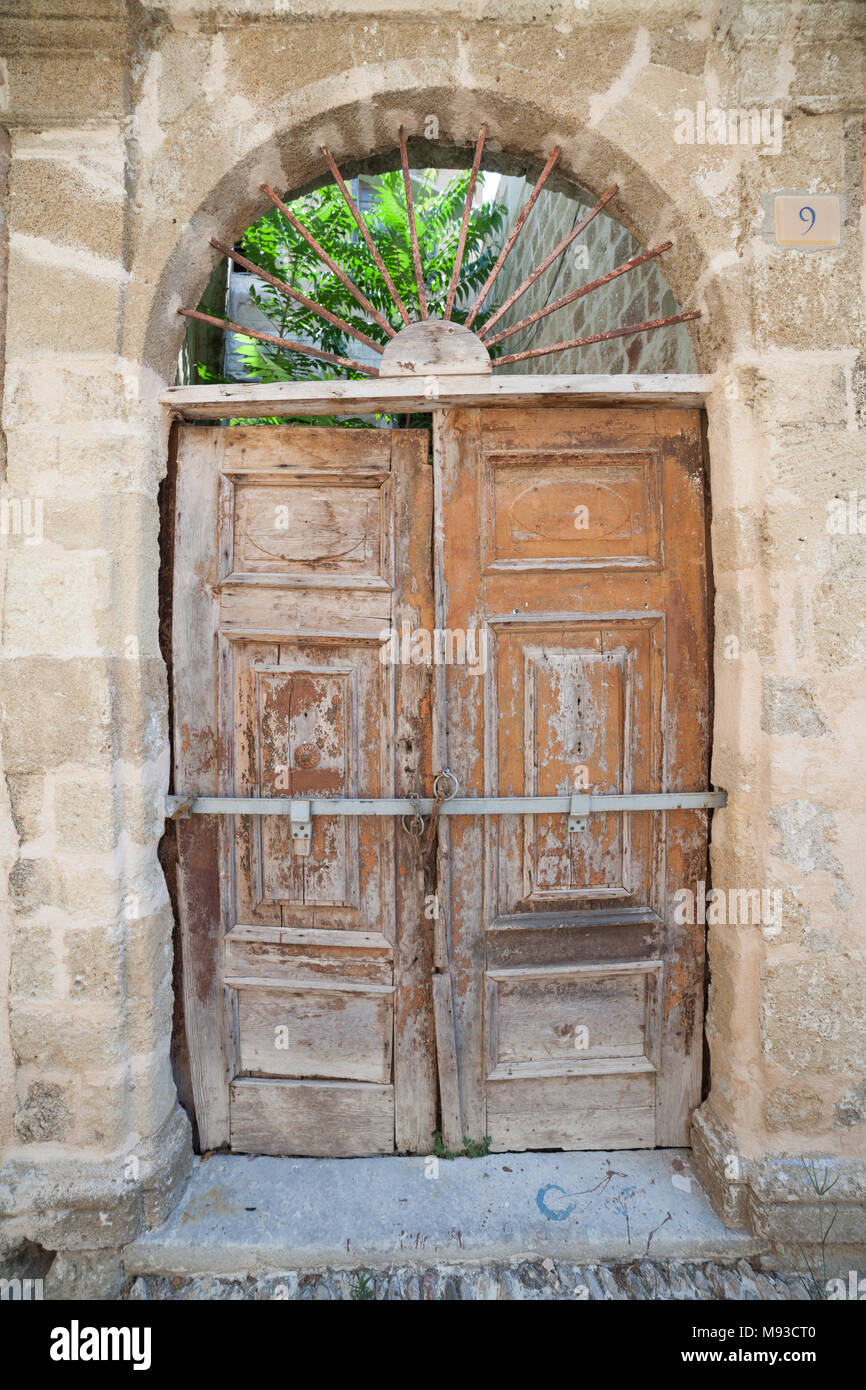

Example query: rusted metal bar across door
[166,789,726,858]
[165,791,726,817]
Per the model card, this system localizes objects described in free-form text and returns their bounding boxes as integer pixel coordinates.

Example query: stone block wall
[0,0,864,1259]
[486,179,696,374]
[0,116,192,1250]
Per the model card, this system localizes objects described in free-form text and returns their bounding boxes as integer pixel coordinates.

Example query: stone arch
[129,70,737,386]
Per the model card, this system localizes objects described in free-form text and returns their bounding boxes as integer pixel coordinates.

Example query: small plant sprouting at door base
[432,1132,492,1160]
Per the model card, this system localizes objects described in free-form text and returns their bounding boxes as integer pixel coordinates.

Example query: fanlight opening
[177,128,699,412]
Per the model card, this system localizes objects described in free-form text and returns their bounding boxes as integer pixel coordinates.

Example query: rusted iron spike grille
[178,129,701,375]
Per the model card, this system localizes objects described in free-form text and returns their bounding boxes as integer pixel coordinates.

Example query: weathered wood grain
[233,979,394,1082]
[174,424,436,1157]
[225,924,393,984]
[230,1078,394,1156]
[487,1071,656,1151]
[485,961,662,1072]
[391,429,438,1153]
[653,407,711,1145]
[173,404,709,1159]
[162,375,710,421]
[432,973,463,1152]
[435,407,488,1143]
[173,427,230,1151]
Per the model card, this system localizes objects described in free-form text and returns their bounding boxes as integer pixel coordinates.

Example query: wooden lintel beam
[161,373,711,420]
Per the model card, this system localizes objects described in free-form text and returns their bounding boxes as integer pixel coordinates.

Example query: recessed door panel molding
[224,472,392,583]
[482,612,664,926]
[484,961,662,1078]
[232,978,395,1083]
[484,450,663,571]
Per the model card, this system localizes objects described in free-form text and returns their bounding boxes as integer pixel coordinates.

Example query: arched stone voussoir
[134,66,738,381]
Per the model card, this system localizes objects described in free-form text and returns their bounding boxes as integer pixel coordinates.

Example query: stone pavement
[128,1257,816,1300]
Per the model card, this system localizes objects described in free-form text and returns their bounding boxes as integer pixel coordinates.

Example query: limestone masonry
[0,0,864,1282]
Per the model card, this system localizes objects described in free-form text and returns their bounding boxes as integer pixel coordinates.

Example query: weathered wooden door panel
[230,1078,395,1158]
[493,618,660,910]
[173,425,436,1155]
[436,406,710,1151]
[229,637,393,929]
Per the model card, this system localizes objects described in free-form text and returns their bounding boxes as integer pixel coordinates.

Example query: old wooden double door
[173,406,710,1157]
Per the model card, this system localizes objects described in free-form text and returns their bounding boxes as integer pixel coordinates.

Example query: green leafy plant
[349,1270,375,1301]
[194,168,506,425]
[432,1131,492,1160]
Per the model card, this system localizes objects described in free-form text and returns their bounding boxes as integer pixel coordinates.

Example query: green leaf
[197,166,508,422]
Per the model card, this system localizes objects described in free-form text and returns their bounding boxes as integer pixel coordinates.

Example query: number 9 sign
[798,205,816,236]
[775,194,840,247]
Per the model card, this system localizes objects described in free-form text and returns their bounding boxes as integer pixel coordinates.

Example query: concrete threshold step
[125,1148,764,1278]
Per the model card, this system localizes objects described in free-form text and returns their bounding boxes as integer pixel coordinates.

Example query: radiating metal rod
[321,145,412,325]
[484,241,673,348]
[444,125,487,321]
[494,310,701,367]
[261,183,396,337]
[464,145,561,330]
[211,238,385,354]
[176,308,379,376]
[478,184,619,339]
[398,126,429,320]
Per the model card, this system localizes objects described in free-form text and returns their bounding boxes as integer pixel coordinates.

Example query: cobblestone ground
[129,1259,817,1301]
